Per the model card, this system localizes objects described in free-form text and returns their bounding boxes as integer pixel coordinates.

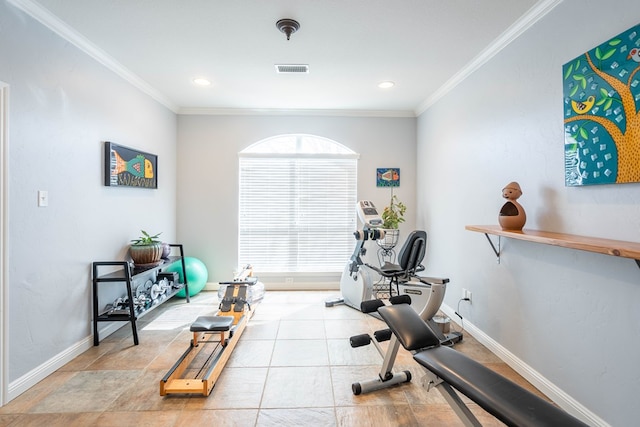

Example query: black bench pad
[414,347,588,427]
[378,303,440,351]
[190,316,234,332]
[377,304,588,427]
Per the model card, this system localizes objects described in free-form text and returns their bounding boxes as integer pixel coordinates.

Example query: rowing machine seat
[190,316,234,332]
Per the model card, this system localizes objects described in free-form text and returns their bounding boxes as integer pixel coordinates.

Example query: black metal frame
[92,244,189,346]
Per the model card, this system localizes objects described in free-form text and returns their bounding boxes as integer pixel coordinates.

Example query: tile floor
[0,290,549,426]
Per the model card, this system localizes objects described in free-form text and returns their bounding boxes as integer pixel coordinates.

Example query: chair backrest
[397,230,427,274]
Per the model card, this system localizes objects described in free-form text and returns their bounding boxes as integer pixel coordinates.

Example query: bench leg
[193,331,228,347]
[421,371,482,427]
[438,382,482,427]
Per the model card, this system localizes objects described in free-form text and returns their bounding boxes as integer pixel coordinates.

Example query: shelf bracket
[636,259,640,270]
[483,233,501,264]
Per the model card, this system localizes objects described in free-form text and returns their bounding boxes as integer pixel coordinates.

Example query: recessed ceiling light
[193,78,211,86]
[378,81,395,89]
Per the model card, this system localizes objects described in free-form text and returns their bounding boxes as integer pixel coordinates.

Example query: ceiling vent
[275,64,309,74]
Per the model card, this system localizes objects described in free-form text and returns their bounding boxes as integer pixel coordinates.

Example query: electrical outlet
[462,288,472,303]
[285,277,294,285]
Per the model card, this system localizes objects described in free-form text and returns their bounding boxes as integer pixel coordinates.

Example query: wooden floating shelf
[465,225,640,263]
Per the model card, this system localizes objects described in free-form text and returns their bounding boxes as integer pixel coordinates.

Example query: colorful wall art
[376,168,400,187]
[563,22,640,186]
[104,141,158,188]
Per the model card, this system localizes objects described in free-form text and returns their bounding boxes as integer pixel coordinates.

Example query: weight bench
[377,304,588,427]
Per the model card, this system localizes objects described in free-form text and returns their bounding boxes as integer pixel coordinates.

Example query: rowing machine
[160,282,254,396]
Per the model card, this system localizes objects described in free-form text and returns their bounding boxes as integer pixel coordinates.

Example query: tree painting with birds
[563,22,640,186]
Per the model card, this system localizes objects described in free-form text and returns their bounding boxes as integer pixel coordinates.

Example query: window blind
[238,156,357,273]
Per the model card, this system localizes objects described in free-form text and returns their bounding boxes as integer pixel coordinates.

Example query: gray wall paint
[1,3,177,382]
[176,114,417,285]
[2,0,637,423]
[416,1,640,425]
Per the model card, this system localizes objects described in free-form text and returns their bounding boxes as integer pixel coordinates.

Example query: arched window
[238,134,358,273]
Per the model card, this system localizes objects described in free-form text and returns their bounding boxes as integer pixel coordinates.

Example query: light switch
[38,190,48,207]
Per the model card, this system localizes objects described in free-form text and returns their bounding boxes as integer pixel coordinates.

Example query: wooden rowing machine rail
[160,283,253,396]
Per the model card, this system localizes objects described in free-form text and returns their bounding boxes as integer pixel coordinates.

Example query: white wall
[0,2,177,390]
[416,1,640,425]
[3,0,636,423]
[176,114,416,286]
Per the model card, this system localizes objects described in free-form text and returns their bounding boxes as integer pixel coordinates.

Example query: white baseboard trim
[203,282,219,291]
[439,303,609,427]
[262,282,339,291]
[204,281,339,292]
[7,322,122,402]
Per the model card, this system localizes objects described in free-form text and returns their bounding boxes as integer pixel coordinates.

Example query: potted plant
[378,194,406,250]
[129,230,163,266]
[381,194,406,229]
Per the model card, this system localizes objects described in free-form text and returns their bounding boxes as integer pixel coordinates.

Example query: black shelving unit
[92,244,190,346]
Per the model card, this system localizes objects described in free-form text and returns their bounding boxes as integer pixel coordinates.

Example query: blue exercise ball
[165,257,208,298]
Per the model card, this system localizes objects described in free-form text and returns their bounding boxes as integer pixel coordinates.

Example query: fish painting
[376,168,400,187]
[112,151,154,178]
[105,142,158,188]
[380,169,399,181]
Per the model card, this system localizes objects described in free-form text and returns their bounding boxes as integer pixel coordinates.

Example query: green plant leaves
[564,64,573,80]
[381,195,406,229]
[595,44,618,61]
[131,229,162,245]
[579,127,589,140]
[572,74,587,89]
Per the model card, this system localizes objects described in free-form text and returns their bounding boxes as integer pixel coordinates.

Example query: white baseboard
[262,281,339,291]
[7,322,122,402]
[439,303,609,427]
[203,282,219,291]
[204,281,339,292]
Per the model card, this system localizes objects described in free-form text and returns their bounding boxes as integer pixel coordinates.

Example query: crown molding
[9,0,560,119]
[178,107,416,118]
[414,0,563,116]
[7,0,178,113]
